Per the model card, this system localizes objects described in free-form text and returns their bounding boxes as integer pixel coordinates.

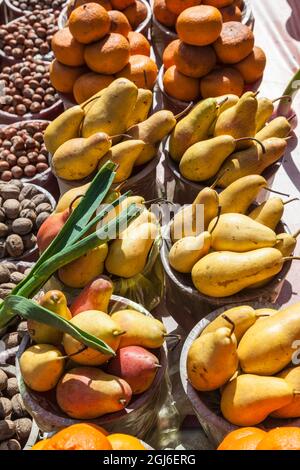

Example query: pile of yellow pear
[49,188,159,288]
[44,77,179,183]
[187,301,300,427]
[169,92,293,187]
[169,174,299,298]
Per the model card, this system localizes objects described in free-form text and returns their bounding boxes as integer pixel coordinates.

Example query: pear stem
[293,229,300,238]
[221,314,235,335]
[253,91,260,97]
[210,169,229,189]
[81,94,103,110]
[111,134,132,140]
[164,333,181,340]
[234,137,266,154]
[284,197,299,205]
[114,182,126,192]
[69,194,85,214]
[265,187,290,197]
[272,95,292,104]
[119,399,127,406]
[216,96,229,107]
[175,102,194,120]
[255,313,272,318]
[283,257,300,262]
[113,330,126,337]
[287,113,297,122]
[209,206,221,234]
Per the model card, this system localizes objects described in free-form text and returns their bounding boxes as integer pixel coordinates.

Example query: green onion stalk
[277,69,300,116]
[0,161,142,356]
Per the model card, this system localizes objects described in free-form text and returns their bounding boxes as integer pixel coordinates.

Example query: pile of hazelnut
[0,9,59,62]
[0,60,60,116]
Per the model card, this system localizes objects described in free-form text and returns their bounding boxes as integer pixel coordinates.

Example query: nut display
[0,121,49,181]
[0,181,53,259]
[0,10,59,63]
[0,60,60,117]
[9,0,66,13]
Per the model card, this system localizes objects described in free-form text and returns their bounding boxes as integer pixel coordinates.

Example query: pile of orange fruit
[159,2,266,102]
[32,423,149,450]
[50,0,157,103]
[218,427,300,451]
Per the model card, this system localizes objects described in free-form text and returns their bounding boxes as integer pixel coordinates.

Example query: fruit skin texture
[213,21,255,64]
[70,276,113,316]
[255,97,274,133]
[169,97,217,161]
[55,182,90,213]
[169,231,211,273]
[28,290,72,345]
[200,67,244,98]
[176,5,223,46]
[126,88,152,128]
[187,327,238,391]
[272,367,300,418]
[58,244,109,288]
[234,46,266,84]
[51,28,85,66]
[192,247,284,297]
[220,4,242,23]
[218,174,267,214]
[163,66,200,102]
[73,73,114,104]
[84,33,130,74]
[221,374,294,426]
[37,208,70,254]
[248,198,284,231]
[163,39,180,69]
[82,78,138,137]
[256,428,300,450]
[201,305,257,342]
[108,434,146,450]
[52,132,111,181]
[166,0,202,15]
[108,10,131,36]
[20,344,65,392]
[238,302,300,376]
[111,309,166,349]
[127,31,150,56]
[255,116,292,141]
[208,213,277,252]
[174,42,216,78]
[69,3,111,44]
[50,59,86,94]
[106,346,160,394]
[117,55,158,90]
[123,0,148,28]
[217,428,267,451]
[42,423,111,450]
[31,439,51,450]
[56,367,132,419]
[98,139,145,182]
[105,222,158,278]
[63,310,123,365]
[153,0,178,27]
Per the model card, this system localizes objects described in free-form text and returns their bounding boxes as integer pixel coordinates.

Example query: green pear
[169,231,211,273]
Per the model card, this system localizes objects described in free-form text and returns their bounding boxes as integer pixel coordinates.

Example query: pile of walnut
[0,262,32,299]
[0,180,53,259]
[0,323,32,451]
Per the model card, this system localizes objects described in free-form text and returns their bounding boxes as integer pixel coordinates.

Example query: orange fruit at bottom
[73,72,114,103]
[42,423,111,450]
[117,54,158,89]
[256,427,300,450]
[127,31,150,56]
[174,41,216,78]
[200,67,244,98]
[107,434,146,450]
[218,428,267,450]
[202,0,234,7]
[163,65,200,102]
[31,439,51,450]
[50,59,86,93]
[153,0,178,28]
[234,46,266,83]
[51,28,85,67]
[163,39,180,69]
[220,4,242,22]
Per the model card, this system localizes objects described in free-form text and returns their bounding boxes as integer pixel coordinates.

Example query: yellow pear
[219,175,267,214]
[208,213,277,252]
[44,105,85,155]
[169,231,211,273]
[58,243,108,288]
[208,94,239,135]
[82,78,138,138]
[214,92,258,149]
[272,367,300,418]
[187,326,238,391]
[28,290,71,345]
[169,97,218,162]
[126,88,153,129]
[221,374,294,426]
[248,198,284,230]
[52,132,111,181]
[170,187,219,242]
[255,97,274,132]
[255,308,277,316]
[63,310,123,366]
[20,344,65,392]
[275,231,300,256]
[238,302,300,375]
[98,140,145,183]
[127,110,176,166]
[105,222,158,278]
[201,305,258,342]
[55,182,91,213]
[111,309,166,349]
[192,247,284,297]
[255,116,292,141]
[99,195,144,229]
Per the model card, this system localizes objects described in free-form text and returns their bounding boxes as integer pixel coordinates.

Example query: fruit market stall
[0,0,300,454]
